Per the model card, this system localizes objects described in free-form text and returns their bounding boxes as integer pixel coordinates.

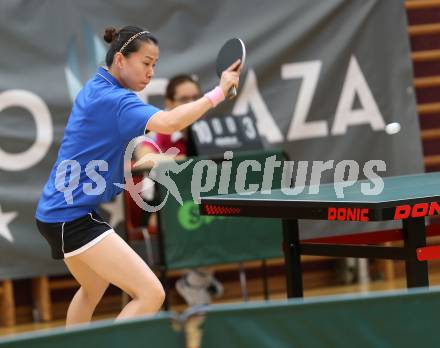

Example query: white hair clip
[119,31,151,53]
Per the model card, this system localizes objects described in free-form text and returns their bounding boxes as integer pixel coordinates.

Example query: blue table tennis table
[200,172,440,298]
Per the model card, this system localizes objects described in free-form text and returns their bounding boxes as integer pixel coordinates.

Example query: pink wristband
[204,86,225,107]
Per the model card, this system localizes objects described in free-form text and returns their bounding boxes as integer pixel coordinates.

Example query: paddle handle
[228,85,237,99]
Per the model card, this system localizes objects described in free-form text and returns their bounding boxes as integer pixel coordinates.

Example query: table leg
[403,217,429,288]
[282,219,303,298]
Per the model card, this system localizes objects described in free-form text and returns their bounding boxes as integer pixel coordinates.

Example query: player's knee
[147,281,166,308]
[155,283,166,306]
[136,281,165,312]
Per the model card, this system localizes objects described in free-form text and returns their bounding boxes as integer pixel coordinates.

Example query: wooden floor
[2,272,440,344]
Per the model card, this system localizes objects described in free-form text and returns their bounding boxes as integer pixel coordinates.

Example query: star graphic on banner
[101,194,124,227]
[0,205,18,242]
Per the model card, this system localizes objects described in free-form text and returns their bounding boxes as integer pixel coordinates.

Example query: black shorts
[36,211,114,260]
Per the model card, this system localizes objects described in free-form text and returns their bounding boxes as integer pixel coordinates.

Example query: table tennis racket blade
[216,38,246,99]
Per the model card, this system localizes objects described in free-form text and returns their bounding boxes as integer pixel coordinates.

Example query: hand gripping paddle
[216,38,246,99]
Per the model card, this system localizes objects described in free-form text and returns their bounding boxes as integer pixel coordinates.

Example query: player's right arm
[146,60,241,134]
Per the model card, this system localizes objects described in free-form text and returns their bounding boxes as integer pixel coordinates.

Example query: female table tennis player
[35,26,240,326]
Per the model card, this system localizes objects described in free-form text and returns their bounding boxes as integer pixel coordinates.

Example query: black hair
[103,25,158,67]
[165,74,201,100]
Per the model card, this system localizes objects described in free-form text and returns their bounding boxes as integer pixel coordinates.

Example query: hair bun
[103,27,118,43]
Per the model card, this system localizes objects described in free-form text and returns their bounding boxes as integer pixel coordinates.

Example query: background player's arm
[134,145,186,169]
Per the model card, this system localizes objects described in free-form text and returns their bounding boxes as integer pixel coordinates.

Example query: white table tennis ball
[385,122,401,135]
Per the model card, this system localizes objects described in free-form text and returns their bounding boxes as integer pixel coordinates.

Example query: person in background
[136,74,224,307]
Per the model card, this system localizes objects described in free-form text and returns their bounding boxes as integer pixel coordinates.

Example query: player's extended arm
[147,60,241,134]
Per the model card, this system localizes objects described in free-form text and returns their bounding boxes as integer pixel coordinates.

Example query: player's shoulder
[95,85,136,107]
